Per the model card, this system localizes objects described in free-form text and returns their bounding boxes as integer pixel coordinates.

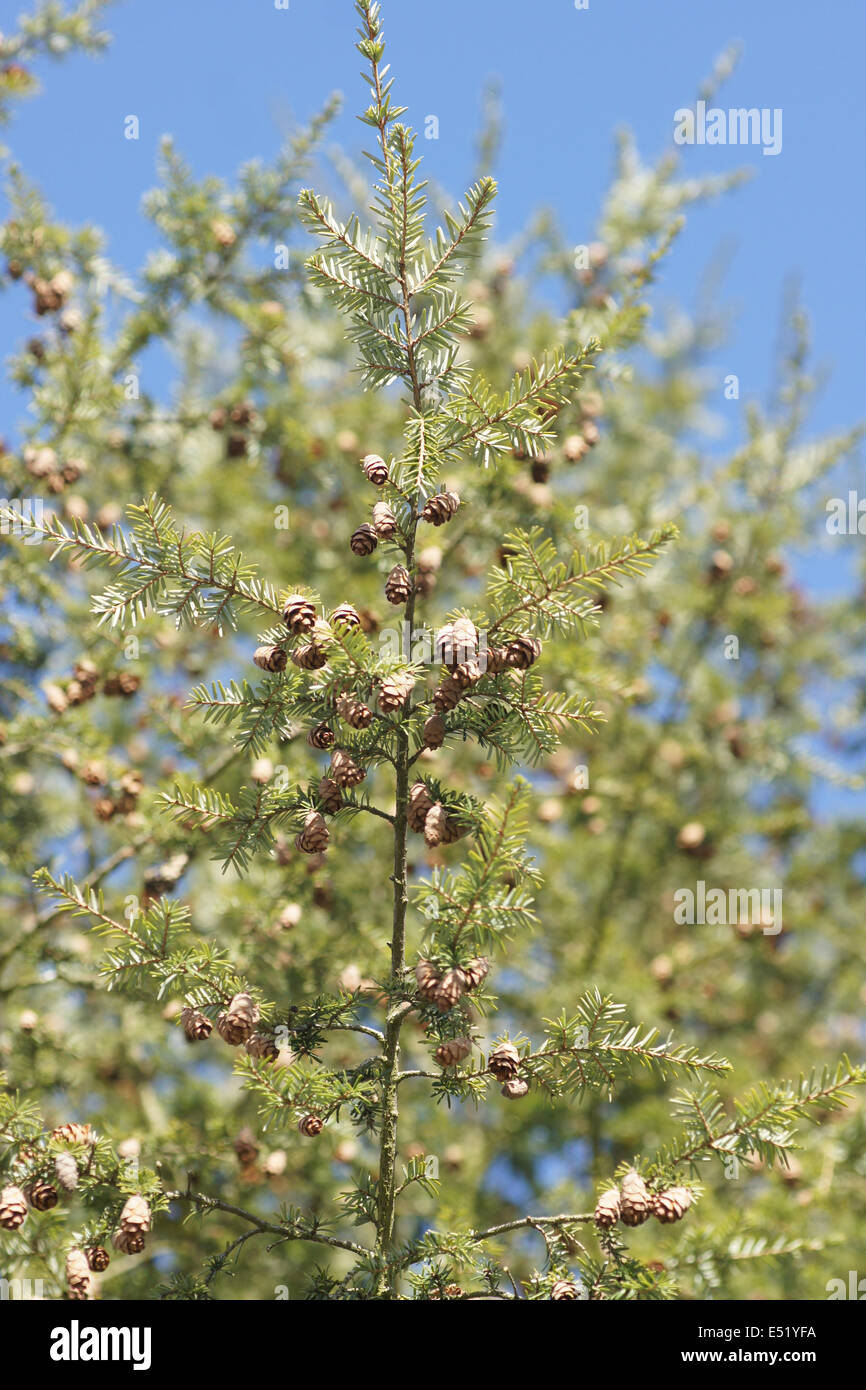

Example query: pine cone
[217,992,259,1046]
[461,957,489,991]
[65,1248,92,1298]
[291,642,328,670]
[336,692,373,729]
[283,593,317,634]
[433,675,463,713]
[423,802,458,847]
[25,1178,58,1211]
[181,1006,212,1041]
[296,809,330,854]
[54,1153,79,1191]
[436,618,477,667]
[594,1188,621,1230]
[330,748,365,788]
[385,565,412,605]
[85,1246,110,1272]
[501,1077,529,1100]
[378,671,415,713]
[0,1185,27,1230]
[651,1186,692,1224]
[505,636,542,669]
[253,644,287,672]
[433,968,465,1012]
[234,1128,260,1166]
[246,1033,279,1062]
[142,852,189,900]
[453,659,482,688]
[119,1194,151,1235]
[298,1115,324,1138]
[408,781,434,832]
[481,646,510,675]
[415,959,442,1003]
[423,714,445,749]
[416,545,442,596]
[372,501,397,538]
[330,603,361,630]
[435,1036,472,1067]
[52,1123,92,1145]
[421,491,460,526]
[318,775,342,814]
[360,453,388,485]
[307,721,335,749]
[488,1041,521,1081]
[112,1228,145,1255]
[350,523,378,556]
[551,1279,581,1301]
[620,1169,651,1227]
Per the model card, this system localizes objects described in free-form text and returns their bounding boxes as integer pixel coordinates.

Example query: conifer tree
[0,1,863,1302]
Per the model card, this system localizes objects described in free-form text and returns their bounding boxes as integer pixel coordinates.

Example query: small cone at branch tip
[461,956,489,990]
[385,564,412,605]
[505,636,542,669]
[360,452,388,485]
[0,1185,27,1230]
[54,1152,79,1191]
[330,748,365,787]
[330,602,361,629]
[180,1006,212,1041]
[318,775,343,814]
[594,1187,622,1229]
[298,1114,324,1138]
[350,523,378,556]
[651,1186,692,1224]
[551,1278,581,1300]
[423,802,461,847]
[488,1041,521,1081]
[25,1178,58,1211]
[436,617,477,666]
[112,1227,145,1255]
[85,1246,110,1272]
[307,721,335,749]
[253,644,287,672]
[435,1035,472,1067]
[291,641,328,670]
[217,992,259,1046]
[453,658,482,688]
[372,501,397,538]
[336,692,373,729]
[414,958,441,1002]
[433,674,463,713]
[620,1169,651,1227]
[296,809,330,854]
[52,1123,92,1145]
[119,1194,151,1234]
[422,713,445,749]
[433,968,466,1012]
[65,1248,92,1299]
[378,671,415,713]
[407,781,434,832]
[501,1076,530,1100]
[421,491,460,526]
[282,593,317,634]
[246,1032,279,1062]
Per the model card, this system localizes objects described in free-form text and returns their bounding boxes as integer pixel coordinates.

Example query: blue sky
[2,0,864,533]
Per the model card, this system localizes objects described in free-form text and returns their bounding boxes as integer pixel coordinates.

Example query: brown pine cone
[253,644,287,672]
[360,453,388,485]
[307,721,335,749]
[416,545,442,596]
[423,803,459,847]
[54,1153,79,1191]
[488,1041,520,1081]
[505,636,542,669]
[330,748,365,788]
[291,642,328,671]
[501,1077,530,1100]
[283,593,317,634]
[180,1006,212,1039]
[296,809,330,854]
[336,692,373,729]
[423,713,446,749]
[0,1185,27,1230]
[385,565,412,605]
[433,968,465,1012]
[433,675,463,713]
[421,491,460,526]
[246,1033,279,1062]
[216,992,259,1046]
[551,1279,581,1300]
[620,1169,651,1227]
[594,1188,622,1230]
[85,1246,110,1272]
[318,776,343,814]
[112,1228,146,1255]
[298,1115,324,1138]
[350,523,378,556]
[65,1248,92,1298]
[372,501,397,538]
[453,659,482,688]
[330,603,361,629]
[103,669,141,697]
[436,618,477,667]
[461,957,489,991]
[415,959,442,1002]
[25,1178,58,1211]
[564,433,588,462]
[651,1186,692,1224]
[233,1128,260,1166]
[408,781,434,832]
[435,1036,472,1068]
[482,645,511,674]
[378,671,415,713]
[119,1194,151,1235]
[52,1123,92,1145]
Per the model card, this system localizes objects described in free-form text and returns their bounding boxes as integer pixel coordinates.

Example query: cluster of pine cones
[180,992,278,1064]
[415,956,488,1015]
[0,1122,94,1233]
[64,1193,152,1297]
[43,656,140,716]
[209,399,258,458]
[594,1169,693,1230]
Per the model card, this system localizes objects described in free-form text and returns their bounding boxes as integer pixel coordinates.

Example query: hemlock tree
[0,1,863,1301]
